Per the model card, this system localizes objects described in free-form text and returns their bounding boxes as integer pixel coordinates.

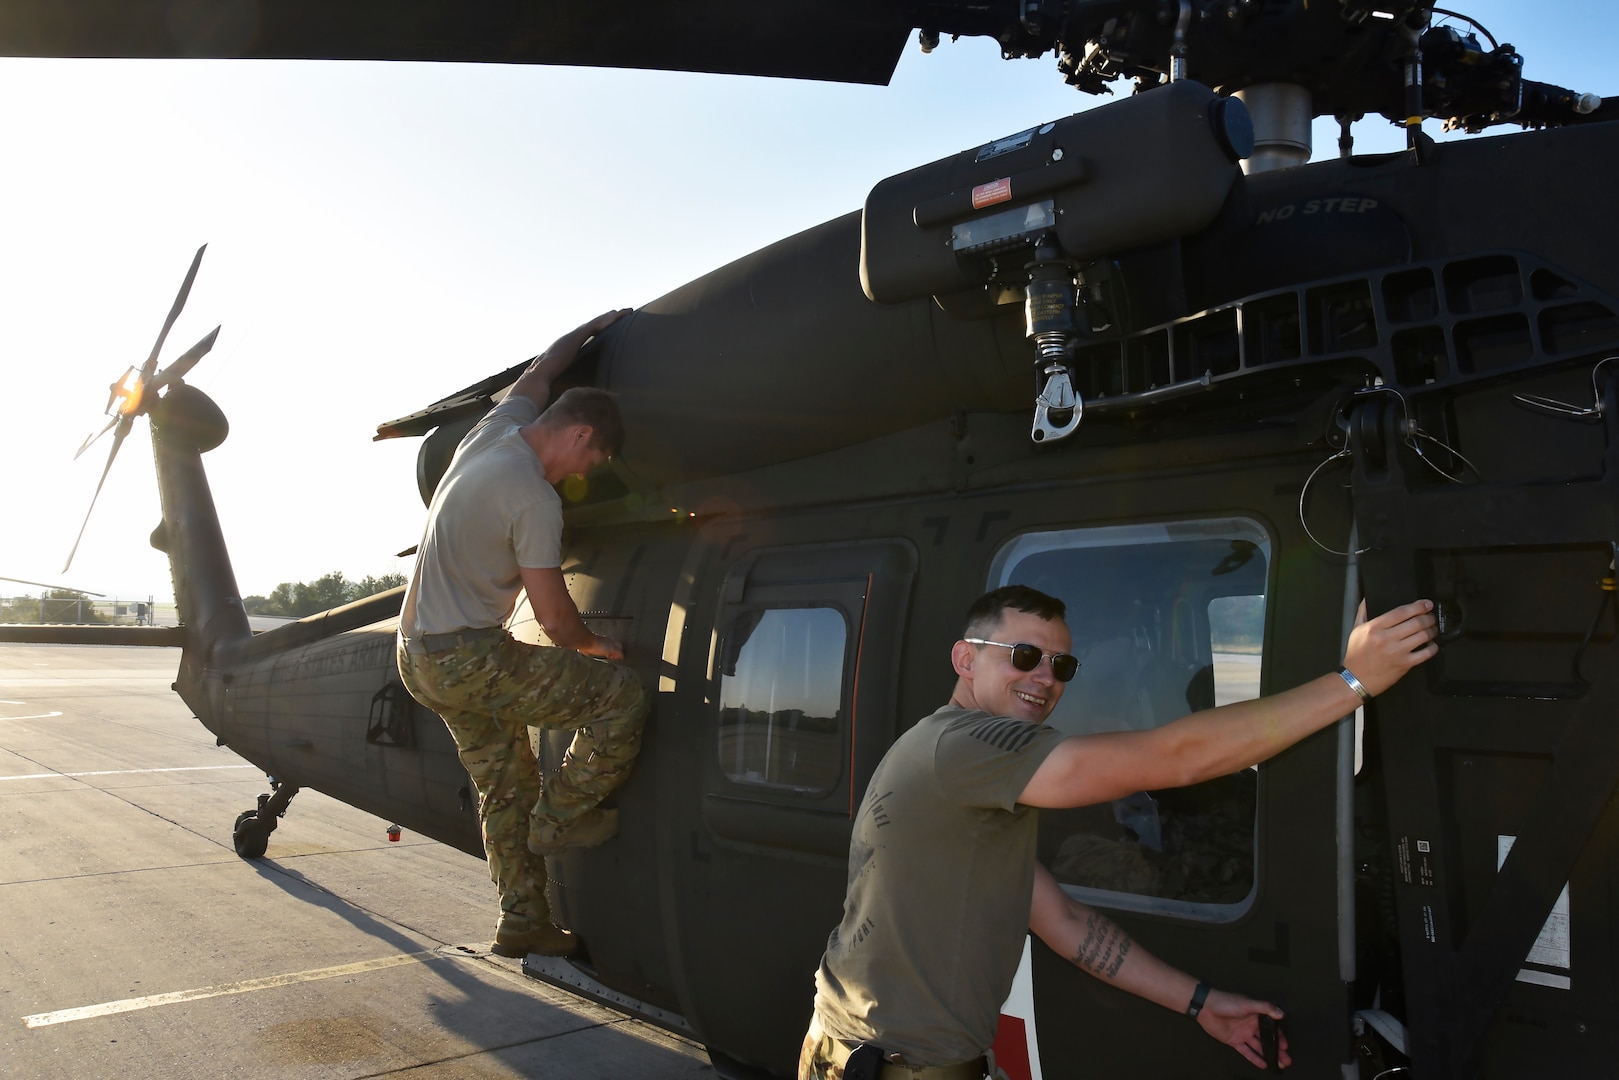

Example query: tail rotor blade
[144,244,207,372]
[63,416,132,574]
[148,326,220,393]
[64,244,213,573]
[74,416,120,460]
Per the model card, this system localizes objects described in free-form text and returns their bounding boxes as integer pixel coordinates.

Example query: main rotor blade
[73,415,120,460]
[62,415,131,574]
[145,244,207,371]
[147,326,220,393]
[0,4,913,85]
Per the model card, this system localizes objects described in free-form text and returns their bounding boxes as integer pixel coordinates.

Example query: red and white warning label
[972,177,1013,210]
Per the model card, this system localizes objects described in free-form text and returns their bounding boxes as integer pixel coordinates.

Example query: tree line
[243,571,407,619]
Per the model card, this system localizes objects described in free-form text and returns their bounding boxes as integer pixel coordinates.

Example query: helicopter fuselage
[26,99,1619,1080]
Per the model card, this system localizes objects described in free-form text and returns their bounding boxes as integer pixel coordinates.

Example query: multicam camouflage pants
[397,630,648,926]
[798,1022,846,1080]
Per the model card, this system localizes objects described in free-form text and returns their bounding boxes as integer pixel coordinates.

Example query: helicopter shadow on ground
[241,854,712,1076]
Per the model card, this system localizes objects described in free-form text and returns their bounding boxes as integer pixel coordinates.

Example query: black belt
[832,1045,986,1080]
[810,1018,987,1080]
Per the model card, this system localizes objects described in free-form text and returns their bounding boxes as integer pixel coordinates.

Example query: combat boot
[492,916,578,958]
[528,807,619,854]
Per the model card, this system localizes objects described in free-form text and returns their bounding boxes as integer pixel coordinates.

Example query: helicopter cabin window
[702,540,916,858]
[717,607,847,794]
[988,518,1270,920]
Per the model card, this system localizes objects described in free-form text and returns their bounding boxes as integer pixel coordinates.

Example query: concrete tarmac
[0,643,714,1079]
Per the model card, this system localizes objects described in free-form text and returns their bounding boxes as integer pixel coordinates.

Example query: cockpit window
[989,518,1270,921]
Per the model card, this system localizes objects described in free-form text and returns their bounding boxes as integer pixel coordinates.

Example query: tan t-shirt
[812,705,1067,1065]
[399,396,563,641]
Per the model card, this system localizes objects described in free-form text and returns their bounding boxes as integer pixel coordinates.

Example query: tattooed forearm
[1072,910,1134,979]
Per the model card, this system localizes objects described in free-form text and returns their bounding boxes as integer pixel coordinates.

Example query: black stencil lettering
[869,791,894,827]
[850,917,876,948]
[1073,911,1133,980]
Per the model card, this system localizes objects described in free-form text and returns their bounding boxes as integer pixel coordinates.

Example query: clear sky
[1,1,1611,603]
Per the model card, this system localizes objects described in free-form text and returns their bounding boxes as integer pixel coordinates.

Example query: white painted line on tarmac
[0,699,26,704]
[23,951,436,1028]
[0,711,63,721]
[0,764,256,782]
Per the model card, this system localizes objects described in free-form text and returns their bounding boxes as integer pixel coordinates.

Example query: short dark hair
[963,585,1066,639]
[540,387,626,456]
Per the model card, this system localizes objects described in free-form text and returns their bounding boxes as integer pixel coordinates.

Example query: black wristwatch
[1186,980,1212,1018]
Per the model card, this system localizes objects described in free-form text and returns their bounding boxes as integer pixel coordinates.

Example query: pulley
[1025,239,1083,443]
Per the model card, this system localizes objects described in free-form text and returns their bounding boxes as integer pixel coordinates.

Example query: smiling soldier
[801,584,1438,1078]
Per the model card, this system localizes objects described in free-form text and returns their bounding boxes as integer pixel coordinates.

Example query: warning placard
[972,178,1013,210]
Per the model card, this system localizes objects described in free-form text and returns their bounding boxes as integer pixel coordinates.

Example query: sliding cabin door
[670,539,915,1074]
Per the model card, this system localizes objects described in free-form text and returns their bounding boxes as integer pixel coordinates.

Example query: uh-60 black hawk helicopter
[4,2,1618,1078]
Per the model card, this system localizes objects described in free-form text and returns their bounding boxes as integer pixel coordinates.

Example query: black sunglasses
[964,638,1080,682]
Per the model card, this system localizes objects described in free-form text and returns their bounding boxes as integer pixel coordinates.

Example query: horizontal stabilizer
[0,625,187,647]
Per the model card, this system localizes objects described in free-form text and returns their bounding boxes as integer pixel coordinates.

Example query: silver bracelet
[1338,666,1370,702]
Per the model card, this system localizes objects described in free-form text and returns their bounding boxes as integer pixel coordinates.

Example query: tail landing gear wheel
[232,811,271,859]
[230,780,300,860]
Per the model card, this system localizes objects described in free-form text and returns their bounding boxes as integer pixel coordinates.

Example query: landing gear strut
[232,778,300,859]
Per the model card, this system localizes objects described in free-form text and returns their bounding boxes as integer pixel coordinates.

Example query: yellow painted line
[0,764,256,782]
[23,951,436,1028]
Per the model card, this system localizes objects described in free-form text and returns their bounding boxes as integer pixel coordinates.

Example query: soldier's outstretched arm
[1020,599,1438,809]
[509,308,632,406]
[1029,864,1292,1070]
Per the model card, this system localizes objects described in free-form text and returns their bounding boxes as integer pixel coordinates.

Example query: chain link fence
[0,595,177,626]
